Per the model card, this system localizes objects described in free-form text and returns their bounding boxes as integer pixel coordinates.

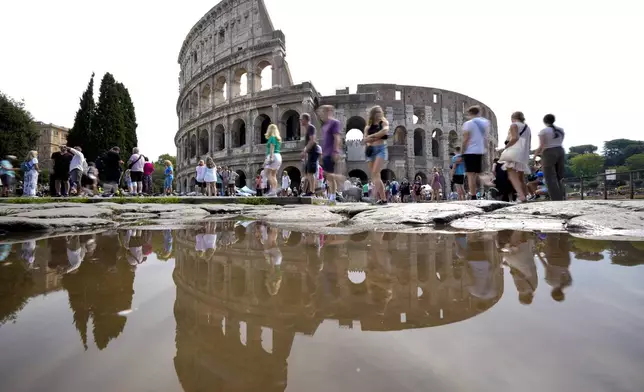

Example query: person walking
[281,171,291,196]
[318,105,342,204]
[143,157,154,195]
[264,124,282,196]
[430,167,441,201]
[0,157,16,197]
[196,159,206,194]
[67,146,86,196]
[204,157,217,196]
[164,160,174,195]
[498,111,532,202]
[535,114,566,201]
[227,169,238,196]
[22,151,39,197]
[462,106,491,200]
[450,147,466,200]
[127,147,145,196]
[300,113,318,197]
[363,105,389,205]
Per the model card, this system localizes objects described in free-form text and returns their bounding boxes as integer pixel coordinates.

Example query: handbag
[365,145,374,158]
[499,125,528,163]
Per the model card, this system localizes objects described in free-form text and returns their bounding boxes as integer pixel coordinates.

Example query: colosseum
[174,0,499,193]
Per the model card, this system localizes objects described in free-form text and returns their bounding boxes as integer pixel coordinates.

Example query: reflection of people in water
[261,225,283,296]
[161,229,173,259]
[537,233,572,302]
[0,243,11,263]
[499,231,537,305]
[464,233,501,301]
[123,230,147,267]
[367,232,395,316]
[66,236,86,274]
[21,240,36,268]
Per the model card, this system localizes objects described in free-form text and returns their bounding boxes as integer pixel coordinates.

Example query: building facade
[174,0,498,192]
[34,122,69,170]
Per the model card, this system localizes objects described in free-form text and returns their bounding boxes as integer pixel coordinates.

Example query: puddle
[1,222,644,391]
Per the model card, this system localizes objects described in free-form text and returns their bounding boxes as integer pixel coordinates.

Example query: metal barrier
[563,169,644,200]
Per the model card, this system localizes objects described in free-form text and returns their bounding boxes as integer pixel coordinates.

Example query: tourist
[317,105,342,204]
[462,106,491,200]
[196,159,206,194]
[204,157,217,196]
[221,167,229,195]
[164,160,174,195]
[400,179,410,203]
[363,105,389,205]
[412,175,423,202]
[127,147,145,196]
[216,167,224,196]
[143,157,154,195]
[535,114,566,201]
[450,147,466,200]
[82,162,99,195]
[498,111,531,202]
[0,156,16,197]
[438,169,446,200]
[124,170,132,195]
[228,168,238,196]
[260,169,268,196]
[281,171,291,196]
[21,151,39,197]
[102,147,122,195]
[67,146,86,196]
[499,231,537,305]
[264,124,282,197]
[300,113,318,196]
[255,173,263,196]
[430,167,441,201]
[51,146,72,197]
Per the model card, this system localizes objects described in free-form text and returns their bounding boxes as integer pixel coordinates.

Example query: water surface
[1,223,643,392]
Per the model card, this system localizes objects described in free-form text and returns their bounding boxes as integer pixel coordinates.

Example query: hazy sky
[1,0,642,160]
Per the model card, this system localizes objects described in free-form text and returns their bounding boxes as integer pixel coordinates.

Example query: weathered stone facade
[34,122,69,170]
[174,0,498,192]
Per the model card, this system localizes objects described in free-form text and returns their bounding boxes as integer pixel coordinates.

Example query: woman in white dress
[499,111,531,202]
[204,157,217,196]
[22,150,39,197]
[195,160,206,194]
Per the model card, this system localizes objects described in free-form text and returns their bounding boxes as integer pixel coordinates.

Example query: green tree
[93,73,124,162]
[115,82,138,156]
[625,153,644,171]
[152,154,176,193]
[67,73,96,151]
[0,91,38,160]
[570,153,605,177]
[569,145,598,155]
[604,139,644,167]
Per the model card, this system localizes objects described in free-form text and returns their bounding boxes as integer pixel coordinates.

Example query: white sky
[1,0,642,160]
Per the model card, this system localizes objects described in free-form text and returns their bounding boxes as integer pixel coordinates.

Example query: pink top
[143,162,154,176]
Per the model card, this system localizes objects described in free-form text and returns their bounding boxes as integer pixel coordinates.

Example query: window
[433,93,438,104]
[219,29,225,44]
[395,91,401,100]
[193,52,197,63]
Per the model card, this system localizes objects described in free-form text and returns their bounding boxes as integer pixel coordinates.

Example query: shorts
[130,171,143,182]
[53,171,70,181]
[164,176,173,188]
[195,181,205,187]
[1,174,13,187]
[265,153,282,170]
[452,174,465,185]
[366,144,388,162]
[463,154,483,174]
[305,152,319,174]
[70,169,82,184]
[322,155,336,174]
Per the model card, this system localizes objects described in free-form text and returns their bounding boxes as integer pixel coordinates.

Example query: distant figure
[127,147,145,196]
[22,150,39,197]
[143,157,154,195]
[0,156,16,197]
[535,114,566,201]
[462,106,491,200]
[164,160,174,195]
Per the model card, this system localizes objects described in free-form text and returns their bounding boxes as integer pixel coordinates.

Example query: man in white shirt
[461,106,491,200]
[281,173,290,196]
[128,147,146,196]
[67,146,85,195]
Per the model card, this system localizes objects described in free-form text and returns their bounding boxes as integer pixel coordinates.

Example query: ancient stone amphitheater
[174,0,499,193]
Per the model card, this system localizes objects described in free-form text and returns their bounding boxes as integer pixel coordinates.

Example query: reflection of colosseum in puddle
[172,223,503,391]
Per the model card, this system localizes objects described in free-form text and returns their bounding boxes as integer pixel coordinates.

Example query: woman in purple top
[318,105,342,203]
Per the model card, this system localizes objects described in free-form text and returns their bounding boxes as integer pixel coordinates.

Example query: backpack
[21,161,33,172]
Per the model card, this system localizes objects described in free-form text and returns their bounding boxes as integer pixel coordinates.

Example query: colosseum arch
[214,76,227,105]
[231,119,247,148]
[348,169,368,183]
[235,170,247,188]
[190,134,197,158]
[190,91,198,117]
[282,110,300,141]
[381,169,396,181]
[282,166,301,189]
[255,60,272,91]
[432,129,443,158]
[200,84,211,112]
[232,68,248,98]
[198,129,209,156]
[346,116,366,133]
[414,128,424,156]
[393,126,406,145]
[415,171,428,184]
[448,130,459,154]
[254,114,272,144]
[214,124,225,151]
[413,108,425,124]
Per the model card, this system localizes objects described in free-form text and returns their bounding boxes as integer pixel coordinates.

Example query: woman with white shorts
[264,124,282,196]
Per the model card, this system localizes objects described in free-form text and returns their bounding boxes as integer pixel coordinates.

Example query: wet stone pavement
[0,221,644,392]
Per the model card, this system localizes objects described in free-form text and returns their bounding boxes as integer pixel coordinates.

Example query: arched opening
[282,110,300,141]
[200,85,211,112]
[348,169,368,183]
[414,129,424,156]
[414,172,428,184]
[190,177,196,190]
[282,167,301,190]
[346,129,363,141]
[432,129,443,158]
[190,134,197,158]
[214,124,225,151]
[199,129,209,156]
[449,130,459,154]
[183,138,189,161]
[235,170,247,188]
[190,92,198,117]
[346,116,366,133]
[254,114,271,144]
[381,169,396,182]
[413,109,425,124]
[214,76,227,105]
[232,68,248,98]
[256,60,272,91]
[393,126,406,146]
[232,119,246,148]
[182,100,190,122]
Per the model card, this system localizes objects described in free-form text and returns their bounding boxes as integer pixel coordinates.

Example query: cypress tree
[0,91,38,160]
[67,73,96,153]
[115,83,138,156]
[93,72,124,162]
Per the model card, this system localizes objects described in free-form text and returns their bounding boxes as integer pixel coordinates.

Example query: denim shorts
[366,144,388,162]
